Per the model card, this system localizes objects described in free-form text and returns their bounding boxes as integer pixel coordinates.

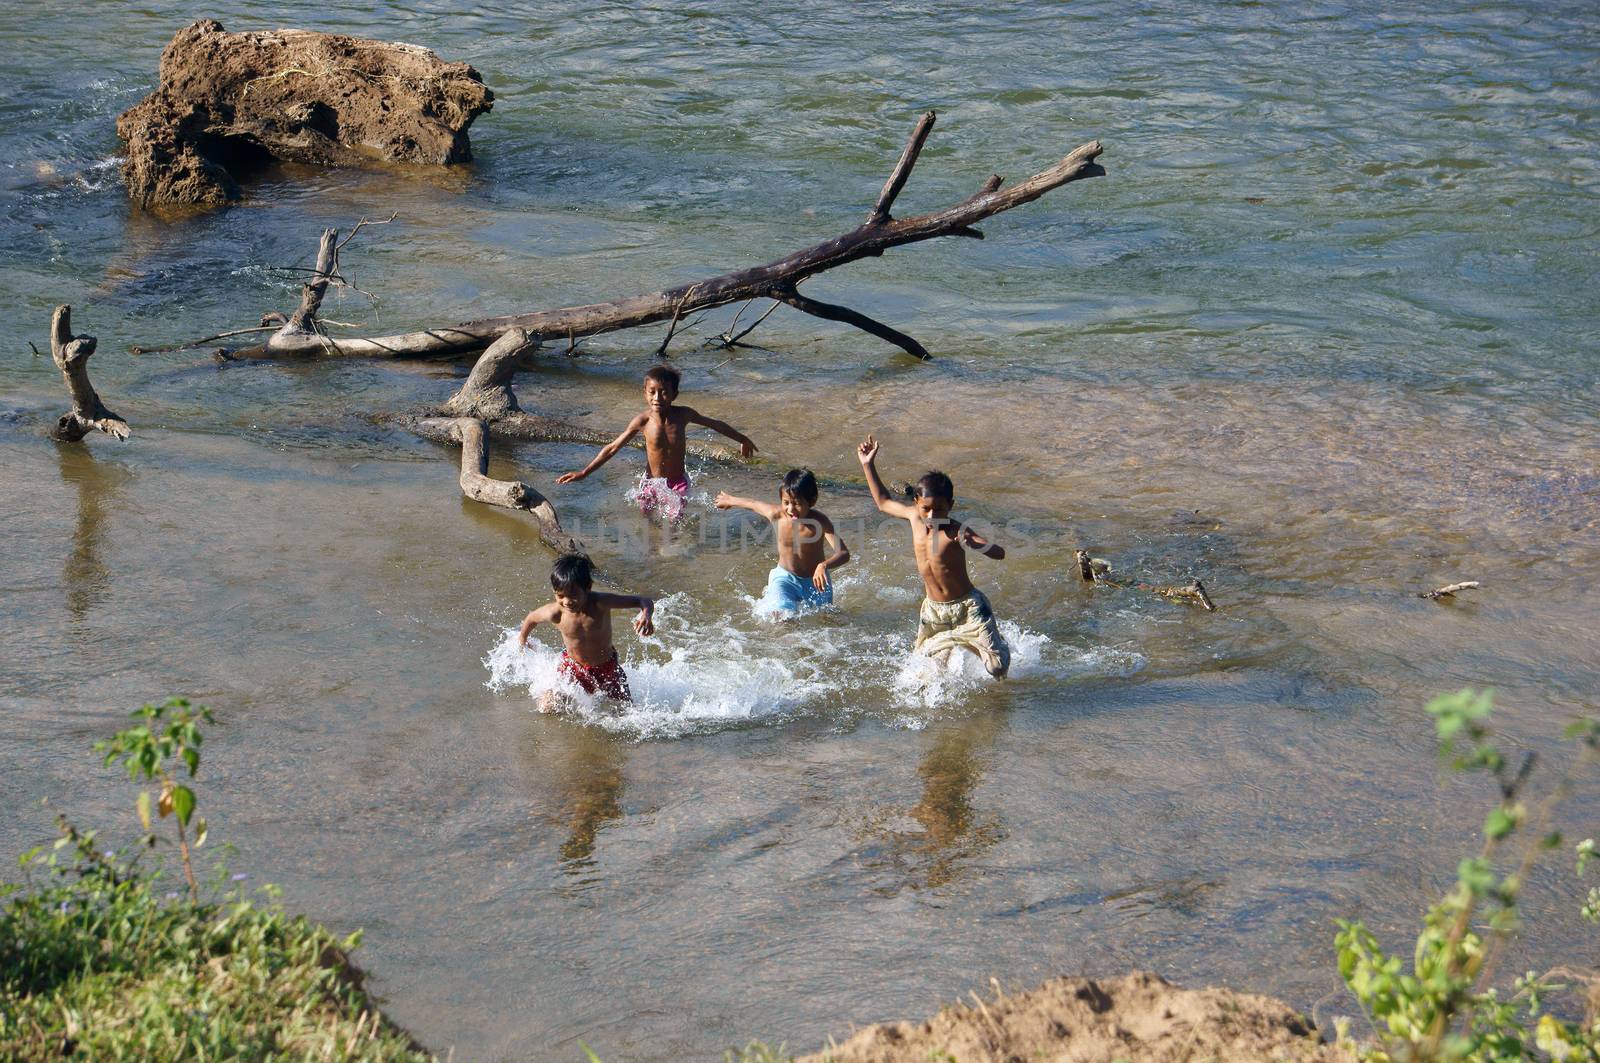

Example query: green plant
[1335,689,1600,1062]
[94,696,214,901]
[1,698,428,1061]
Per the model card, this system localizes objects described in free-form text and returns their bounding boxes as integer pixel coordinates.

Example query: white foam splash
[484,591,1147,736]
[484,593,828,738]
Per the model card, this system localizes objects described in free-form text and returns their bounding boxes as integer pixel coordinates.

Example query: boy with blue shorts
[716,470,850,619]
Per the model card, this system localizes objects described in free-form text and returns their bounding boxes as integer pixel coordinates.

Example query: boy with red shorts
[517,554,655,705]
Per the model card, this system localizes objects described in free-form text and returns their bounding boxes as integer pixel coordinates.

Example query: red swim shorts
[557,649,632,702]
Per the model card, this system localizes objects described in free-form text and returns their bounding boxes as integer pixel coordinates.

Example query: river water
[2,2,1597,1059]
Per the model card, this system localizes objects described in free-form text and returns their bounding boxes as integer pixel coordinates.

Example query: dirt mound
[800,972,1349,1062]
[116,19,493,208]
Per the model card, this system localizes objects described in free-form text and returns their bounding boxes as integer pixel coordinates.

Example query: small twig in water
[130,325,277,355]
[1419,580,1481,601]
[712,299,781,348]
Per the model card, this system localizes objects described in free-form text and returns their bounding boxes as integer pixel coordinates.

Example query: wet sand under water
[2,357,1597,1059]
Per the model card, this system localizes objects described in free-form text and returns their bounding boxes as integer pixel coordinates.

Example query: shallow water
[2,2,1599,1060]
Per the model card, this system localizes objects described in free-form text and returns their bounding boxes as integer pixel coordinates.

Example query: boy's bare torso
[910,518,976,603]
[553,600,619,667]
[640,407,693,482]
[775,510,835,578]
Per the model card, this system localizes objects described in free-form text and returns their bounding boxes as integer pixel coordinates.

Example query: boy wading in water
[517,554,655,708]
[715,469,851,619]
[556,365,757,520]
[857,435,1010,677]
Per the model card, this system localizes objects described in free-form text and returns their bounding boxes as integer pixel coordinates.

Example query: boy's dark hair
[781,468,819,504]
[643,364,681,395]
[550,553,595,593]
[915,471,954,501]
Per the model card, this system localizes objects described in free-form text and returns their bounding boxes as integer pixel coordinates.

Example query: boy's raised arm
[596,592,656,636]
[557,414,647,484]
[684,408,757,459]
[517,603,561,648]
[856,435,915,518]
[714,491,779,520]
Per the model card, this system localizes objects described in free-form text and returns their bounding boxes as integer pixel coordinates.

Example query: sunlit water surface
[2,2,1597,1060]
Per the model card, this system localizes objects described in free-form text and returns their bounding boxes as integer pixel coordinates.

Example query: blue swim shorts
[754,565,833,618]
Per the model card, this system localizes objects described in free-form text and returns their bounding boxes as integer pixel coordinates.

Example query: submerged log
[117,19,492,208]
[48,306,129,443]
[239,113,1104,363]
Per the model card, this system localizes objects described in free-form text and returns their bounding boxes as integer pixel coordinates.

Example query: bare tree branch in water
[49,305,130,443]
[236,113,1104,363]
[223,114,1106,549]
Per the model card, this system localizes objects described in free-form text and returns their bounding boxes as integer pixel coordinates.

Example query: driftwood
[1152,579,1216,612]
[48,306,129,443]
[1073,548,1216,611]
[1074,549,1112,582]
[236,112,1104,365]
[226,112,1105,550]
[417,416,581,554]
[1419,580,1480,601]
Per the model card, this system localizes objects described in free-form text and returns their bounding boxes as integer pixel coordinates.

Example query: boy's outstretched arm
[958,523,1005,560]
[517,603,562,649]
[556,414,647,484]
[595,592,656,636]
[684,408,758,459]
[856,435,915,518]
[714,491,780,520]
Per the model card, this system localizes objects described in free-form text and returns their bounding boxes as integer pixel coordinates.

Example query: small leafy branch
[93,697,215,902]
[1336,689,1600,1062]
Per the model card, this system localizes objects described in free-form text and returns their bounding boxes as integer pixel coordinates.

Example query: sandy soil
[799,972,1350,1062]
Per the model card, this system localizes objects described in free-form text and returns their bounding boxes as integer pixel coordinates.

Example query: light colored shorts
[912,588,1010,677]
[755,565,833,618]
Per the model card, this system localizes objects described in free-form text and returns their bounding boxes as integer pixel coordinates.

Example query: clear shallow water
[2,2,1598,1060]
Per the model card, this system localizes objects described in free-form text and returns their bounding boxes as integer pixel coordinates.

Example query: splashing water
[485,591,1145,737]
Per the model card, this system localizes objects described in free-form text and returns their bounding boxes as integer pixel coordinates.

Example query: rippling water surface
[2,2,1597,1060]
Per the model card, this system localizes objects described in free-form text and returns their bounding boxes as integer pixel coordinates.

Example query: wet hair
[914,471,954,501]
[549,553,595,594]
[643,364,681,396]
[780,468,819,504]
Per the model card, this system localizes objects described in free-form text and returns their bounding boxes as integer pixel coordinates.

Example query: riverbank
[795,971,1347,1062]
[0,839,426,1062]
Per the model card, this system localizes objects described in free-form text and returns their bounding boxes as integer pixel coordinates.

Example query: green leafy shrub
[0,699,430,1061]
[1336,690,1600,1062]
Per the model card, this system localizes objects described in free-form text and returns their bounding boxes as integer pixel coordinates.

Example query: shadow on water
[853,711,1007,895]
[534,723,630,874]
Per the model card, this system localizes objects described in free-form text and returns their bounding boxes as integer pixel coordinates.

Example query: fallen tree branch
[49,306,130,443]
[1419,580,1480,601]
[267,227,338,353]
[420,416,582,554]
[710,299,781,349]
[130,325,277,355]
[772,282,930,360]
[238,113,1104,361]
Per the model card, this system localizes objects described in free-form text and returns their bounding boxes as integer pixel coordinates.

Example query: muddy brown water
[3,2,1599,1060]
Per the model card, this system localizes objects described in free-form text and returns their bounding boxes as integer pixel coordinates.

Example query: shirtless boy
[857,435,1010,677]
[556,365,757,517]
[715,469,850,618]
[517,553,655,705]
